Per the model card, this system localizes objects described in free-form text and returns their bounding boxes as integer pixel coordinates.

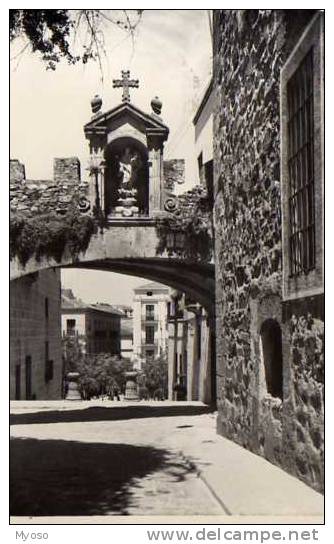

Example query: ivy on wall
[156,185,213,262]
[10,205,96,265]
[10,184,213,266]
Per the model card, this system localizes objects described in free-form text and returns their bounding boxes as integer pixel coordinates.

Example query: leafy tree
[76,353,133,399]
[62,333,84,374]
[139,355,168,399]
[10,9,143,72]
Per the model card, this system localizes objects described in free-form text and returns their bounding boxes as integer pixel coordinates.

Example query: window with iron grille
[287,48,315,276]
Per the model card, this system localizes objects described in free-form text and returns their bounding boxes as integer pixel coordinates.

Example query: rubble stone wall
[10,159,90,217]
[213,10,323,491]
[10,159,26,183]
[54,157,81,184]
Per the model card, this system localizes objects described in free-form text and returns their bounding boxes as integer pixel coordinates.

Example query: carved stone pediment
[84,102,169,144]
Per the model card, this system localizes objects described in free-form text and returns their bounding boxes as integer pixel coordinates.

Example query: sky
[10,9,212,306]
[10,10,212,185]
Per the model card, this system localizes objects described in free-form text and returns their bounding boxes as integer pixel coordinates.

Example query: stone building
[213,10,324,491]
[10,268,63,400]
[132,282,170,368]
[61,290,121,356]
[167,292,214,404]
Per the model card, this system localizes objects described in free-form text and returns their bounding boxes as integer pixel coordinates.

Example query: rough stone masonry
[213,10,324,492]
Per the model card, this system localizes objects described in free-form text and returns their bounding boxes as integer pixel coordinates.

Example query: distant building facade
[10,268,63,400]
[114,305,134,361]
[61,290,121,356]
[133,282,170,368]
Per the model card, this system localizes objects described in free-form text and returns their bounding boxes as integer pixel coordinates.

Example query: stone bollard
[65,372,82,401]
[124,370,139,401]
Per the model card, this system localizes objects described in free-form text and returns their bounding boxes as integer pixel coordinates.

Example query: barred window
[287,48,315,276]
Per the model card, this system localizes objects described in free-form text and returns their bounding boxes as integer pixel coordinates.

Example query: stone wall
[10,159,90,217]
[163,159,185,191]
[10,159,25,183]
[10,268,63,400]
[213,10,323,491]
[54,157,81,184]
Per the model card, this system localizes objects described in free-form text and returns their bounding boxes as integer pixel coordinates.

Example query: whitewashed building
[132,282,170,368]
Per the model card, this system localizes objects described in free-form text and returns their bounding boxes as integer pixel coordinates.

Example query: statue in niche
[114,147,143,218]
[118,147,143,191]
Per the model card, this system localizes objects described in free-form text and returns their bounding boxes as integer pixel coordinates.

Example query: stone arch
[104,136,149,217]
[259,318,283,400]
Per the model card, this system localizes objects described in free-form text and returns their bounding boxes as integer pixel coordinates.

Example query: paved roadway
[10,400,324,523]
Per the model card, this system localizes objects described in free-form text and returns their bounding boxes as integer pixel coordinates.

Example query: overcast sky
[10,9,212,305]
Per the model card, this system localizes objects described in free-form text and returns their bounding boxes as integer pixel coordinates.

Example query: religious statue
[114,147,143,218]
[117,147,142,191]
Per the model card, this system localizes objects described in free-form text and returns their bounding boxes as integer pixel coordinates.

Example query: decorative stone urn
[65,372,81,401]
[124,370,139,401]
[91,94,102,115]
[151,96,162,116]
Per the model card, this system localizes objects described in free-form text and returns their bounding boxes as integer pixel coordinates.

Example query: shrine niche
[104,138,149,218]
[84,70,174,222]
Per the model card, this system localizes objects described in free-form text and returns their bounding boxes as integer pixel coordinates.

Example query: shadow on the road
[11,404,213,426]
[10,437,171,516]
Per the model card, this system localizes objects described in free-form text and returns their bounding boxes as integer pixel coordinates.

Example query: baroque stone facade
[213,10,324,492]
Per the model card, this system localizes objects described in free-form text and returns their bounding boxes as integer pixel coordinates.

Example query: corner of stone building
[213,9,324,493]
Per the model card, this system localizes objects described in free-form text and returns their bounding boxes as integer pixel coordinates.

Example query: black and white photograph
[9,8,324,527]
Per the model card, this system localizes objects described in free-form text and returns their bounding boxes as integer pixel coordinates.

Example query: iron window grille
[287,48,315,276]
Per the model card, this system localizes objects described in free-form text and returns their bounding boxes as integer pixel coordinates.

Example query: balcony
[145,314,157,322]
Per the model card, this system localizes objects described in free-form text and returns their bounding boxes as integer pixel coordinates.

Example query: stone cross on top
[112,70,139,103]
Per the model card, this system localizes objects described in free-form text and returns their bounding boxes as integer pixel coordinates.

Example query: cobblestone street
[10,401,323,522]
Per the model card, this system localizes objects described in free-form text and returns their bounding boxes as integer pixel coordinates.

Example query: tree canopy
[138,355,168,399]
[10,9,143,72]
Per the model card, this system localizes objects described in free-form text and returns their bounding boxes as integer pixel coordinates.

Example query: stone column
[147,133,165,216]
[88,149,105,216]
[148,146,162,214]
[186,314,198,401]
[199,310,212,404]
[167,320,176,400]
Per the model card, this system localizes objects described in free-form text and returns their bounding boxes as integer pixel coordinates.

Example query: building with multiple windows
[10,268,63,400]
[61,290,122,357]
[132,282,170,368]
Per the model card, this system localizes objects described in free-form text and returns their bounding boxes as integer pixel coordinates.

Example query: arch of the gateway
[10,73,216,404]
